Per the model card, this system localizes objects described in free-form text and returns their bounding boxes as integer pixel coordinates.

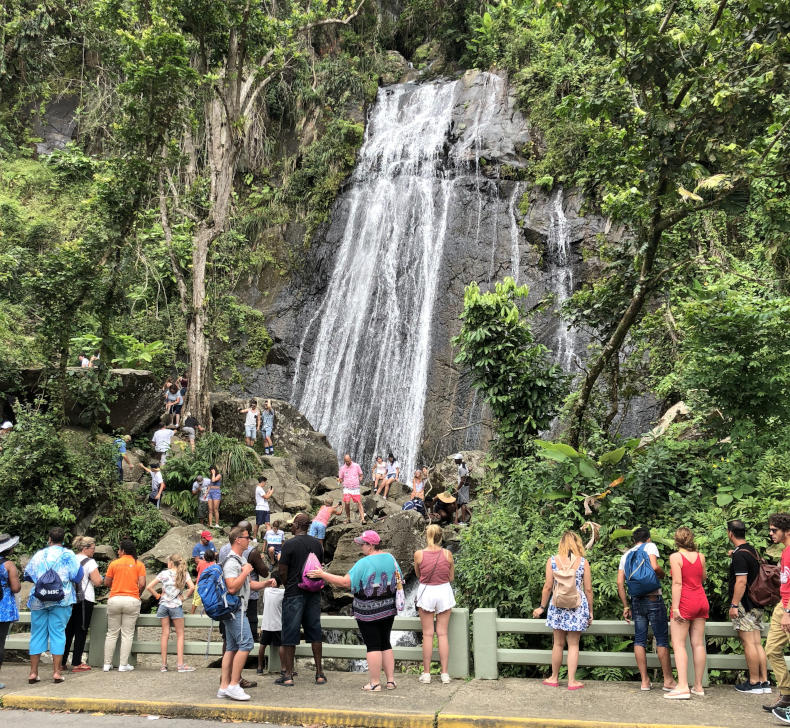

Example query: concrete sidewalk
[0,664,779,728]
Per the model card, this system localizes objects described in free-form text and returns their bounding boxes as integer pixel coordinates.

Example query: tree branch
[298,0,367,33]
[158,172,189,315]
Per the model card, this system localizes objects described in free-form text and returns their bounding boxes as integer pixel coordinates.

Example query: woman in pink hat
[308,530,402,691]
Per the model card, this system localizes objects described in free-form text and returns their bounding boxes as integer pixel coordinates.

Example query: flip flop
[386,681,397,690]
[362,682,381,692]
[53,676,65,684]
[568,684,584,691]
[28,677,40,684]
[641,683,653,691]
[315,673,327,685]
[542,679,559,687]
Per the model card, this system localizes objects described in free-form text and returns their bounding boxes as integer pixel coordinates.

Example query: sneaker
[118,664,135,672]
[763,681,773,694]
[418,673,431,684]
[160,666,168,673]
[764,695,790,712]
[177,664,195,673]
[102,664,112,672]
[735,680,764,693]
[224,684,251,701]
[441,673,451,684]
[216,688,226,698]
[773,707,790,724]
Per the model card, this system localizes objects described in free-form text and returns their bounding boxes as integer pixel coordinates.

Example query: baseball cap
[354,530,381,546]
[200,530,213,540]
[452,452,463,460]
[1,421,12,429]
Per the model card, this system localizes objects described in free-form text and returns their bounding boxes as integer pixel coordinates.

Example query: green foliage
[453,278,567,460]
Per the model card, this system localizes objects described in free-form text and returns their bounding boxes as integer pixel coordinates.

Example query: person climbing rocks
[452,454,471,525]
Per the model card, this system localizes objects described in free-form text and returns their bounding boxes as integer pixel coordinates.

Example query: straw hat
[436,492,457,504]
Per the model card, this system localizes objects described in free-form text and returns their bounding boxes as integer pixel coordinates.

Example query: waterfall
[547,188,577,371]
[295,78,513,476]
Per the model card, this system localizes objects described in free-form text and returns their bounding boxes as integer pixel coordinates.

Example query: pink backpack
[298,551,325,592]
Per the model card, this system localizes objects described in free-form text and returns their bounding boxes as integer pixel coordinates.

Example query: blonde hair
[169,553,188,590]
[426,524,443,547]
[72,536,95,552]
[557,530,585,559]
[674,527,697,551]
[324,497,334,506]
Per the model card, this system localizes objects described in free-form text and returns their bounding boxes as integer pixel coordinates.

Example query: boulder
[427,450,486,498]
[139,524,227,569]
[315,476,339,494]
[94,544,117,561]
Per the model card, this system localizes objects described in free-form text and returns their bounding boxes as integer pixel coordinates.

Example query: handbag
[394,560,406,613]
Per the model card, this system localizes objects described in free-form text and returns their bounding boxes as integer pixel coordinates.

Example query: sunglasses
[769,527,780,533]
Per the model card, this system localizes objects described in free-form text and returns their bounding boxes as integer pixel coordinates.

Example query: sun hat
[436,492,457,504]
[0,534,19,554]
[354,530,381,546]
[200,530,213,540]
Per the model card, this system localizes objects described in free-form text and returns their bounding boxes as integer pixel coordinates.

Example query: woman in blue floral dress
[532,531,593,690]
[0,534,21,690]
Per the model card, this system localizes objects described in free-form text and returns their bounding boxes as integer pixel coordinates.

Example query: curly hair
[674,527,697,551]
[769,513,790,532]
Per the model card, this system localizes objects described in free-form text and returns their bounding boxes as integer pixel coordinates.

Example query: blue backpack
[34,554,66,603]
[197,563,240,619]
[624,543,661,597]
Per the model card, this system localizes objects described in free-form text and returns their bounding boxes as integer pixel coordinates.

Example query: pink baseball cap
[200,530,213,540]
[354,530,381,546]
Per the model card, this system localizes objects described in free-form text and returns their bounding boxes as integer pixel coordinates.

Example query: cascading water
[547,188,578,372]
[294,76,514,474]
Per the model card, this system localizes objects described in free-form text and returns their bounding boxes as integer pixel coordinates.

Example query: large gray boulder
[139,524,228,570]
[427,450,487,497]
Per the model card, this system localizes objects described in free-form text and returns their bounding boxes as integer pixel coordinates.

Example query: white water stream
[547,187,578,371]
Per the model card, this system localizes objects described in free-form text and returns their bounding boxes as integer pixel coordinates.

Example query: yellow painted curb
[1,695,435,728]
[437,715,728,728]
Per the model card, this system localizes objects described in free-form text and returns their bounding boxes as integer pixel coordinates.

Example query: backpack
[197,562,240,619]
[74,557,90,603]
[552,555,581,609]
[34,553,66,603]
[624,544,661,597]
[743,550,781,607]
[298,551,325,592]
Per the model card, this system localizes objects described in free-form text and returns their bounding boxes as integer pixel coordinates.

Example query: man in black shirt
[727,519,769,693]
[277,513,325,686]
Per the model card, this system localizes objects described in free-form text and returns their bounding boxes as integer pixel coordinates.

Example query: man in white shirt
[255,476,273,539]
[191,475,210,525]
[151,423,175,464]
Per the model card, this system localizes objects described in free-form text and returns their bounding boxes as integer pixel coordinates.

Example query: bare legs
[546,630,582,688]
[635,644,675,690]
[670,617,706,693]
[160,616,170,667]
[366,649,395,687]
[208,499,220,527]
[419,608,451,675]
[343,499,365,523]
[739,628,768,684]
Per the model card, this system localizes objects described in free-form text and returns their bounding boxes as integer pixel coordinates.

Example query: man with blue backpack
[617,527,677,691]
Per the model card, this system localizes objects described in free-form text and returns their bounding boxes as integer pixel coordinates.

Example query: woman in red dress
[665,527,709,699]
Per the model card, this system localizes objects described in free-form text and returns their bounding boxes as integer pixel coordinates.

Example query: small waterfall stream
[547,188,578,372]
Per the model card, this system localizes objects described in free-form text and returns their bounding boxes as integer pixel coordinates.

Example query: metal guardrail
[5,606,470,679]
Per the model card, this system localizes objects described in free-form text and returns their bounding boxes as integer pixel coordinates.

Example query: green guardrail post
[268,644,282,673]
[448,608,470,678]
[473,608,499,679]
[87,605,108,668]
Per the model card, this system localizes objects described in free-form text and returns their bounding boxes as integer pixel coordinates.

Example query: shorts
[343,492,361,504]
[245,424,257,439]
[208,488,222,501]
[456,486,470,506]
[181,426,195,440]
[631,594,670,648]
[732,604,765,632]
[192,591,202,609]
[148,495,161,507]
[416,582,456,613]
[157,603,184,620]
[222,609,254,652]
[281,592,322,646]
[172,404,183,415]
[260,629,282,647]
[263,427,272,439]
[256,509,271,526]
[267,543,283,557]
[197,500,208,520]
[308,521,327,539]
[29,605,71,656]
[357,615,395,652]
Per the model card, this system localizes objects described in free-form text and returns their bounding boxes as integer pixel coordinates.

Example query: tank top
[418,549,451,585]
[315,506,334,526]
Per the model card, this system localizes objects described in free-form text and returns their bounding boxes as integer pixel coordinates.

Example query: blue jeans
[631,594,669,648]
[281,592,322,646]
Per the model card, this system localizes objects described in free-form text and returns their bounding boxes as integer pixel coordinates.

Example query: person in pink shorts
[338,454,366,524]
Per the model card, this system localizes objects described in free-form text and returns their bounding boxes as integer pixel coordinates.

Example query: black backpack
[74,557,91,602]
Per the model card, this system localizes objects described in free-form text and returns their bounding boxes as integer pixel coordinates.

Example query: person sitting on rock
[377,453,400,500]
[372,456,387,494]
[431,492,456,525]
[410,469,426,502]
[265,521,285,564]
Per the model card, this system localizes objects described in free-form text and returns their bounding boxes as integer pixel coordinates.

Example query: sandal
[274,675,294,687]
[315,673,327,685]
[362,682,381,692]
[386,681,397,690]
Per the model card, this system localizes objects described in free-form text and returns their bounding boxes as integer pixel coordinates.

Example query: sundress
[0,560,19,622]
[546,555,590,632]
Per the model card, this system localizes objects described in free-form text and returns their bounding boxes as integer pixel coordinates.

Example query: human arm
[445,549,455,582]
[669,553,684,621]
[700,552,706,582]
[225,562,254,594]
[617,569,631,620]
[333,504,344,515]
[265,487,274,499]
[413,550,422,579]
[250,577,276,592]
[5,562,21,593]
[88,563,103,587]
[648,552,665,579]
[139,463,151,474]
[144,575,162,599]
[729,574,748,619]
[210,472,222,483]
[183,575,195,599]
[583,559,593,623]
[307,566,351,589]
[156,478,166,500]
[531,558,553,618]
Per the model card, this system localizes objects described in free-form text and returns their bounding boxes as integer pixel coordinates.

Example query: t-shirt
[457,463,469,485]
[244,409,259,427]
[192,541,216,560]
[279,534,323,599]
[386,461,400,478]
[158,568,192,608]
[114,438,127,466]
[260,587,284,631]
[183,415,198,429]
[24,545,83,610]
[150,471,164,500]
[729,542,760,611]
[152,428,174,452]
[255,484,270,511]
[781,545,790,609]
[266,529,284,547]
[191,478,210,502]
[618,542,662,596]
[223,552,250,610]
[261,409,274,431]
[76,556,99,603]
[339,462,363,492]
[106,555,146,599]
[195,559,211,582]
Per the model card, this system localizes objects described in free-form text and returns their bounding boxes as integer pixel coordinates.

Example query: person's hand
[781,613,790,633]
[243,563,253,575]
[674,613,686,623]
[622,606,632,622]
[588,615,594,626]
[532,606,545,618]
[306,569,323,579]
[729,606,739,620]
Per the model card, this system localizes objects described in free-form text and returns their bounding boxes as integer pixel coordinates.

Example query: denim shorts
[208,488,222,501]
[156,603,184,620]
[222,609,254,652]
[631,594,669,648]
[245,425,257,438]
[281,592,322,646]
[308,521,327,540]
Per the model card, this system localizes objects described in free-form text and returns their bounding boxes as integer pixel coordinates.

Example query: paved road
[0,709,296,728]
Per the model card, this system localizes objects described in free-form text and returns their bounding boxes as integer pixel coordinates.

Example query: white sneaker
[441,673,451,684]
[216,689,226,698]
[418,673,431,684]
[103,664,112,672]
[118,664,135,672]
[224,684,251,701]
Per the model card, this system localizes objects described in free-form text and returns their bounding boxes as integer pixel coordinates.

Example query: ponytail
[170,553,187,590]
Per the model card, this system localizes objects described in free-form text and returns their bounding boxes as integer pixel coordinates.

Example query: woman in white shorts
[414,524,455,684]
